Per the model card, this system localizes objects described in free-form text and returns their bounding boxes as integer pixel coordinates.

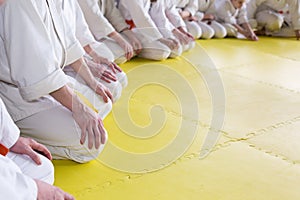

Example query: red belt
[0,143,9,156]
[125,20,136,30]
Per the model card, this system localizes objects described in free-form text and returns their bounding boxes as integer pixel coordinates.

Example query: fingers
[108,62,122,73]
[32,142,53,160]
[125,48,134,60]
[168,40,177,50]
[113,63,123,72]
[101,76,112,83]
[103,70,117,82]
[101,91,109,103]
[179,35,189,45]
[80,125,87,146]
[105,88,113,102]
[26,146,42,165]
[64,191,75,200]
[87,123,94,149]
[132,42,142,55]
[98,119,107,144]
[95,84,109,103]
[170,39,180,49]
[108,62,117,73]
[186,32,195,40]
[56,187,75,200]
[93,122,101,149]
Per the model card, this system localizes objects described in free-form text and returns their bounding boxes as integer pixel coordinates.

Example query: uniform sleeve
[119,0,162,41]
[74,0,97,47]
[206,0,217,15]
[77,0,116,40]
[183,0,198,16]
[2,0,69,101]
[237,5,248,24]
[0,156,38,200]
[104,0,128,32]
[195,0,205,21]
[0,98,19,149]
[287,0,300,30]
[216,0,237,24]
[166,0,186,28]
[246,0,266,19]
[149,1,175,38]
[246,0,257,19]
[59,0,85,65]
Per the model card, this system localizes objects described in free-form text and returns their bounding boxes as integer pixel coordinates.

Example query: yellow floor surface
[53,37,300,200]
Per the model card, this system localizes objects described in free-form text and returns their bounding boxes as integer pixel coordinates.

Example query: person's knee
[257,11,283,32]
[187,22,202,39]
[189,41,196,49]
[212,22,227,38]
[35,155,55,184]
[116,71,128,88]
[140,48,171,61]
[201,27,214,39]
[265,16,283,31]
[182,41,195,51]
[69,132,108,163]
[169,45,182,58]
[97,98,113,119]
[214,27,227,38]
[105,81,122,102]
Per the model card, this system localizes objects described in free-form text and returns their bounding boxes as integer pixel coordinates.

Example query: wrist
[120,27,129,33]
[89,50,98,61]
[72,93,86,114]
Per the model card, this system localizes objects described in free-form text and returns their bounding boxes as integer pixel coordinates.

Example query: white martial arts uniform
[149,0,183,57]
[215,0,249,38]
[0,98,54,199]
[247,0,300,37]
[61,0,127,101]
[174,0,202,39]
[118,0,172,60]
[195,0,227,38]
[0,0,110,163]
[77,0,131,64]
[164,0,195,51]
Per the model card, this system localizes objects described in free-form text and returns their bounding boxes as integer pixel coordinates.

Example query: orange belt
[125,20,136,30]
[0,143,9,156]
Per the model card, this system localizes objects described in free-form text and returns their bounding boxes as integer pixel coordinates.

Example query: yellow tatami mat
[53,37,300,200]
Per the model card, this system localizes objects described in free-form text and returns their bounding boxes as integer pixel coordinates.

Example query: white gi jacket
[165,0,187,28]
[0,0,84,121]
[196,0,216,20]
[0,98,38,200]
[247,0,300,30]
[215,0,248,24]
[78,0,128,40]
[61,0,97,50]
[175,0,198,16]
[118,0,163,42]
[149,0,176,38]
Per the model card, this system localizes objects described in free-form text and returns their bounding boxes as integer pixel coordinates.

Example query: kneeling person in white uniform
[0,0,112,163]
[118,0,180,60]
[0,97,74,200]
[195,0,227,39]
[62,0,128,102]
[246,0,300,40]
[215,0,258,41]
[77,0,143,64]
